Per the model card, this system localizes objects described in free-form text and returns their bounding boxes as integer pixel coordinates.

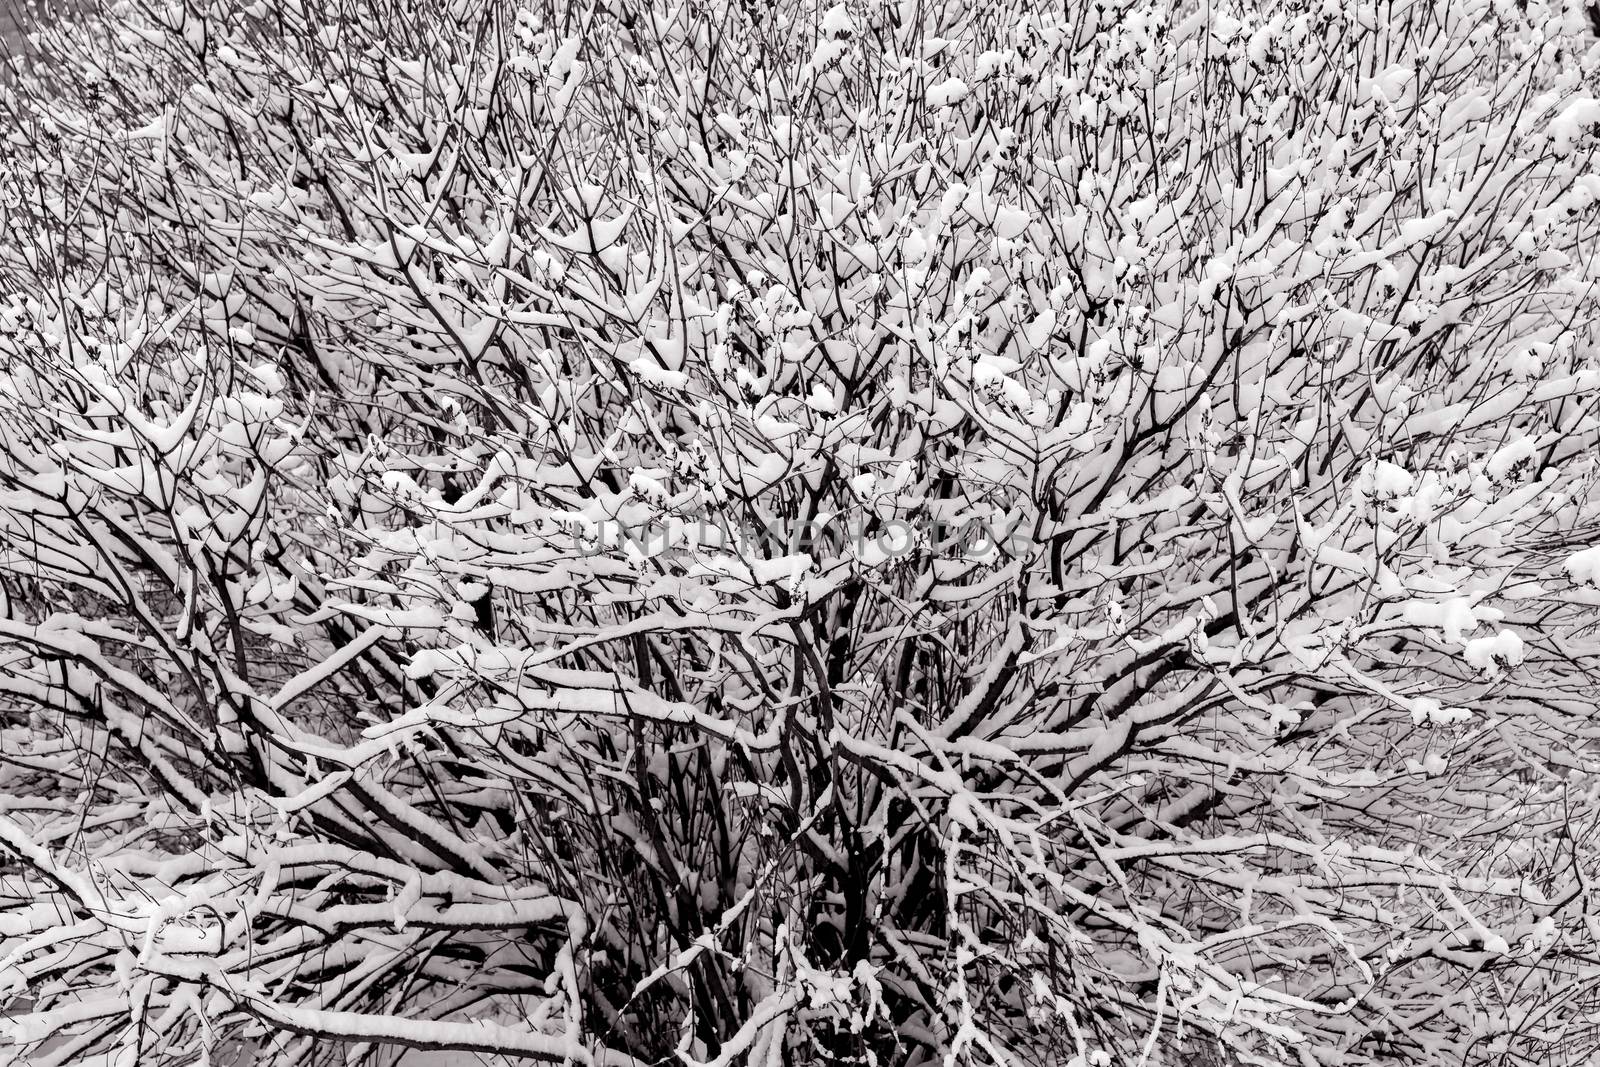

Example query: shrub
[4,0,1600,1064]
